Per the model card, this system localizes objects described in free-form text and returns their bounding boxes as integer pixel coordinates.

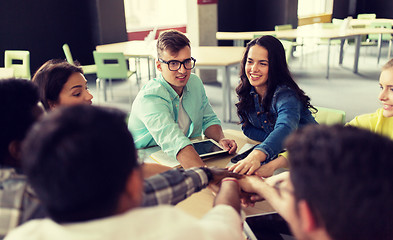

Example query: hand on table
[218,138,237,154]
[228,149,266,175]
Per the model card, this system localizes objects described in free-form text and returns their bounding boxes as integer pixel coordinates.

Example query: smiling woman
[32,59,93,111]
[346,58,393,140]
[229,35,317,176]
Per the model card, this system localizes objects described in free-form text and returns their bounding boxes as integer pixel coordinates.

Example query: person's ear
[8,140,21,160]
[156,59,162,72]
[48,100,57,110]
[298,200,318,233]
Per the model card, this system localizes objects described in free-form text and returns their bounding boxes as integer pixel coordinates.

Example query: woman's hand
[254,155,289,178]
[228,149,267,175]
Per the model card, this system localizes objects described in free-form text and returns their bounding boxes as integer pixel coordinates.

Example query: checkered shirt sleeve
[142,167,209,206]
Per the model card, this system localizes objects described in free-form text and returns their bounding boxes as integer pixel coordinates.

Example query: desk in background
[217,27,393,79]
[96,41,244,122]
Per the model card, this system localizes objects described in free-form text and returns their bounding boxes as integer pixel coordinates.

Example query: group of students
[0,29,392,240]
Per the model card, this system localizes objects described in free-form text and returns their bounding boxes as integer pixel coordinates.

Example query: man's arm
[177,145,206,168]
[142,167,242,207]
[238,172,293,222]
[214,178,241,213]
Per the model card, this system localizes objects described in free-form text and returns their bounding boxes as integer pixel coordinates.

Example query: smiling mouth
[249,74,262,79]
[176,75,187,80]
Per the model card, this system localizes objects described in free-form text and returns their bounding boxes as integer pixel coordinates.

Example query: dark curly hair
[236,35,316,125]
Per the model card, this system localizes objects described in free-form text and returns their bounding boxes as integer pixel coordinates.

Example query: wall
[0,0,127,74]
[217,0,298,45]
[333,0,393,19]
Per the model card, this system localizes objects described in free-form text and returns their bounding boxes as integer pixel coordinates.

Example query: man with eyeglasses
[128,29,237,169]
[238,125,393,240]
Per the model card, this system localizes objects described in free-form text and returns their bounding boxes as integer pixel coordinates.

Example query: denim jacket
[128,73,221,159]
[242,85,317,162]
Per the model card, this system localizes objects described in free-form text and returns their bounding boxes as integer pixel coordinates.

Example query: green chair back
[367,22,392,41]
[274,24,293,31]
[313,106,346,125]
[62,43,74,64]
[356,13,376,19]
[62,43,97,74]
[93,51,129,79]
[0,68,14,79]
[4,50,31,79]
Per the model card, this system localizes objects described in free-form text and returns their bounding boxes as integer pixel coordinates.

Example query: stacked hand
[228,149,267,175]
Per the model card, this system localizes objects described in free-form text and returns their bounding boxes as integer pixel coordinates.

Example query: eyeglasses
[273,179,294,197]
[159,57,196,71]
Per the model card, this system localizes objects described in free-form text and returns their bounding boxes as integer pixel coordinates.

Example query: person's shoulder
[0,168,26,183]
[273,85,298,102]
[275,85,294,94]
[347,109,382,127]
[187,73,204,86]
[5,219,48,240]
[135,78,171,101]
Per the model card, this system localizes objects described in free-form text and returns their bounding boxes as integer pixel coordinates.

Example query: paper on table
[150,150,180,168]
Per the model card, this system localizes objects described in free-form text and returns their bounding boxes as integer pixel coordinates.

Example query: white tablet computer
[191,139,228,158]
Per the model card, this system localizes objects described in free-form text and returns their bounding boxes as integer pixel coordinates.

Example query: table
[217,27,393,78]
[96,41,245,122]
[174,129,275,218]
[350,18,393,28]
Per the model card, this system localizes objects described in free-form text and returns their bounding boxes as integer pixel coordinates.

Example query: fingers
[219,139,238,154]
[245,164,259,176]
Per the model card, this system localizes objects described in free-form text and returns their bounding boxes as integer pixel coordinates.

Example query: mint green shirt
[128,73,221,159]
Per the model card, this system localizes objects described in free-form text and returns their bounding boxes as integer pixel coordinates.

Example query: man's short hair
[286,125,393,240]
[22,105,138,223]
[156,29,190,58]
[0,79,40,163]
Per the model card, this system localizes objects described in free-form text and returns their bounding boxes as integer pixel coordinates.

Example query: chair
[4,50,31,79]
[93,51,135,102]
[366,22,393,63]
[0,68,14,79]
[279,39,294,63]
[313,106,346,125]
[274,24,303,61]
[356,13,376,20]
[62,44,97,74]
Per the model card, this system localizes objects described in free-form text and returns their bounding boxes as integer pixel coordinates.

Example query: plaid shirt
[0,168,45,239]
[142,167,209,206]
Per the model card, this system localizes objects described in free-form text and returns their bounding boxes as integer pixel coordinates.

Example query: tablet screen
[192,139,227,158]
[244,213,295,240]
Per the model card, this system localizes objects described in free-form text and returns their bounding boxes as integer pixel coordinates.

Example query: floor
[87,41,390,131]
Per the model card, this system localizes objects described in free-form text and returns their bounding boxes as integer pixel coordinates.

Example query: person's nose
[178,63,187,74]
[379,89,387,102]
[251,63,259,72]
[85,90,93,101]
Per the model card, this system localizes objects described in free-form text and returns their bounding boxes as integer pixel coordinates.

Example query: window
[124,0,187,31]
